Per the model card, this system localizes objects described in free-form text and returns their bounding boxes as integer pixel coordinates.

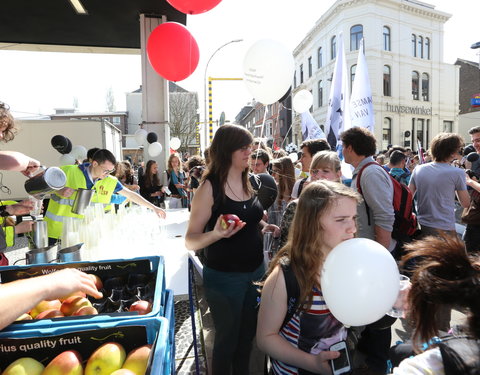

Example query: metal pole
[203,39,243,149]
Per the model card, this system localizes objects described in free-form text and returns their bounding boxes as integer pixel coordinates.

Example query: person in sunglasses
[45,148,166,244]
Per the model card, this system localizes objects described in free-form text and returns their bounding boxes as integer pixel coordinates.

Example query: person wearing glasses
[45,148,166,244]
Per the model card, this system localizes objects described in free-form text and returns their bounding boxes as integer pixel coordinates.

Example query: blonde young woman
[277,151,342,248]
[257,181,361,374]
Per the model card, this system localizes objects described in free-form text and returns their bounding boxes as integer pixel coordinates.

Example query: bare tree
[169,91,199,153]
[105,86,116,112]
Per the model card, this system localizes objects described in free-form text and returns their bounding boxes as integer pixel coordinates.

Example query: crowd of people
[1,97,480,374]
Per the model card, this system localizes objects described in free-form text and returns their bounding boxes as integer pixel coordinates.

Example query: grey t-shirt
[410,162,467,230]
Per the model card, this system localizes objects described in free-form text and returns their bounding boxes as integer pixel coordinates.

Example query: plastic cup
[387,274,410,318]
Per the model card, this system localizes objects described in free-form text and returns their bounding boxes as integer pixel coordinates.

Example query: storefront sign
[385,103,432,115]
[471,93,480,107]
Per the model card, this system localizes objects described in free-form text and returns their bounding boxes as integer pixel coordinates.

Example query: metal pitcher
[29,220,49,249]
[24,166,66,198]
[71,188,95,215]
[57,243,83,263]
[25,245,57,264]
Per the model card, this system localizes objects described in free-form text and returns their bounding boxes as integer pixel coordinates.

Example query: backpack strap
[279,258,300,329]
[355,162,379,227]
[297,177,308,197]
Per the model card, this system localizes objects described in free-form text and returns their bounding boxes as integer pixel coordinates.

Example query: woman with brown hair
[257,181,361,374]
[185,125,266,375]
[166,152,187,209]
[138,160,164,206]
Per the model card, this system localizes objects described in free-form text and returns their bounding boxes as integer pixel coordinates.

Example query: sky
[0,0,479,124]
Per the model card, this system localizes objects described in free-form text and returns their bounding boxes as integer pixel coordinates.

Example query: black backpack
[439,336,480,375]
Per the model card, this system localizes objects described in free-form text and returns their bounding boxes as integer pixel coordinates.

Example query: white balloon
[59,153,76,166]
[148,142,163,157]
[292,89,313,113]
[320,238,400,326]
[243,39,295,105]
[134,129,148,146]
[71,145,87,160]
[170,137,181,151]
[288,152,298,163]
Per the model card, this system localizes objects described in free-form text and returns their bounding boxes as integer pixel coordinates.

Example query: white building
[292,0,458,151]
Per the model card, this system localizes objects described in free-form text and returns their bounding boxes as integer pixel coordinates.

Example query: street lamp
[203,39,243,149]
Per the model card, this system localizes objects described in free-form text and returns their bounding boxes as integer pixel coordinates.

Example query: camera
[466,169,477,179]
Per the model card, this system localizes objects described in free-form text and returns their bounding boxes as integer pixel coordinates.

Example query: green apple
[85,342,126,375]
[2,357,44,375]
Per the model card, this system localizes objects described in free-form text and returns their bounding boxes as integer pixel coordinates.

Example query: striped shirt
[271,288,347,375]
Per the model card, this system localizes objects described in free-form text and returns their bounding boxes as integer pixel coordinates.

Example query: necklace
[226,181,247,209]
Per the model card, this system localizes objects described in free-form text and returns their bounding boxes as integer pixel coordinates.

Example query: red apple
[59,290,86,302]
[128,300,152,315]
[16,313,33,321]
[35,309,65,319]
[61,296,92,316]
[30,299,62,318]
[220,214,240,229]
[88,274,103,290]
[73,306,98,316]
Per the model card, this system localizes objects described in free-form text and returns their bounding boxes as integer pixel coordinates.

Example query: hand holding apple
[215,214,246,238]
[39,268,103,301]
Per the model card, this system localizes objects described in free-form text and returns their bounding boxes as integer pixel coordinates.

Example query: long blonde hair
[266,181,361,310]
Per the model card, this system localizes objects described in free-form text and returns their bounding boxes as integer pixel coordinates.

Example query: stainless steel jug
[24,166,66,198]
[29,220,49,249]
[57,243,83,263]
[71,188,95,215]
[25,245,57,264]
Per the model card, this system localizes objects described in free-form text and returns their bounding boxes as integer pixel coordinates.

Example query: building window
[318,80,323,107]
[300,64,304,84]
[443,120,453,133]
[418,35,423,58]
[425,37,430,59]
[417,118,425,146]
[412,71,419,100]
[383,26,391,51]
[112,116,120,124]
[383,117,392,150]
[412,34,416,57]
[317,47,323,68]
[308,56,312,77]
[350,64,357,91]
[350,25,363,51]
[383,65,391,96]
[331,36,336,60]
[422,73,429,101]
[293,70,297,88]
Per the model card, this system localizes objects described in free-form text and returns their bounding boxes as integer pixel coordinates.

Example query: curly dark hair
[340,127,377,157]
[0,102,17,142]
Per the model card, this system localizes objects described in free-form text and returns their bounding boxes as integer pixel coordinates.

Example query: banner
[350,39,374,132]
[301,111,326,140]
[324,33,350,150]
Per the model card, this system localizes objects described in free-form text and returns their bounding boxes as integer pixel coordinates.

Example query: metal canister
[24,166,66,198]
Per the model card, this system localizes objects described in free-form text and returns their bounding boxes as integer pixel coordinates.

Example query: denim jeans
[203,263,265,375]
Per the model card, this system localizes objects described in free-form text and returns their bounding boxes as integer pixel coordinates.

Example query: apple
[30,299,61,319]
[60,296,92,316]
[15,313,33,321]
[220,214,240,229]
[85,342,126,375]
[2,357,44,375]
[35,309,65,320]
[88,274,104,290]
[128,300,152,315]
[59,290,86,302]
[42,350,82,375]
[111,370,136,375]
[73,306,98,316]
[122,345,152,375]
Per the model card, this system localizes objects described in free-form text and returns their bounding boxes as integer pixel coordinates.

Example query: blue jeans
[203,263,264,375]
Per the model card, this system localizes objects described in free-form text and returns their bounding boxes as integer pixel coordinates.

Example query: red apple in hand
[220,214,240,230]
[129,300,152,315]
[88,274,103,290]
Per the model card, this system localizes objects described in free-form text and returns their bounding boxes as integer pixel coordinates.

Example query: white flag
[350,39,374,132]
[324,33,350,150]
[301,111,326,140]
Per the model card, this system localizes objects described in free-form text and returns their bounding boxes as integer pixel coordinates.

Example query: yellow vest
[1,200,18,247]
[45,165,119,239]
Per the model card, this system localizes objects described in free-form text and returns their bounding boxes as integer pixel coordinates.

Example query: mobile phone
[329,341,351,375]
[163,186,172,195]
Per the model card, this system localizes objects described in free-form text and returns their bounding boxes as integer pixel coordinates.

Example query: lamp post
[203,39,243,149]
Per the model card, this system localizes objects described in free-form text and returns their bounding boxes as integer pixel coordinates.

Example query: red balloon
[166,0,222,15]
[147,22,200,82]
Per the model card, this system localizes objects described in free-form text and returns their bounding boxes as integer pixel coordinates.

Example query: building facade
[455,59,480,140]
[292,0,458,151]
